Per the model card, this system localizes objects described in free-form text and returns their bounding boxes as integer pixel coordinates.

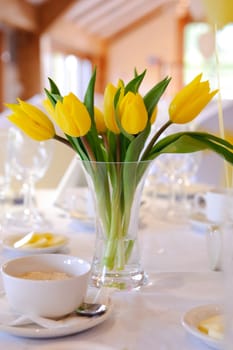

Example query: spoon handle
[76,302,107,317]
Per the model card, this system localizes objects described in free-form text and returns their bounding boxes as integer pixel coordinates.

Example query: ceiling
[63,0,184,41]
[22,0,192,41]
[0,0,205,56]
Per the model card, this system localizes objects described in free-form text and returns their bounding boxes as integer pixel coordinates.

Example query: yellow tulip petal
[169,74,202,114]
[6,100,55,140]
[150,105,158,124]
[173,90,218,124]
[94,106,106,133]
[18,99,55,132]
[103,83,120,134]
[169,73,218,124]
[8,114,53,140]
[54,94,91,137]
[120,92,148,134]
[43,98,56,119]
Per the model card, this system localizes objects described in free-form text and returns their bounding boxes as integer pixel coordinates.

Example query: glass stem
[22,177,35,217]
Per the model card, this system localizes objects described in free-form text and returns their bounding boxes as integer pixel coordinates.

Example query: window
[43,51,92,99]
[183,22,233,99]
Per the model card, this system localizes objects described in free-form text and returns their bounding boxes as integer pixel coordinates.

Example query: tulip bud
[103,83,120,134]
[119,92,148,134]
[54,93,91,137]
[94,106,107,133]
[6,100,55,141]
[169,74,218,124]
[150,105,158,124]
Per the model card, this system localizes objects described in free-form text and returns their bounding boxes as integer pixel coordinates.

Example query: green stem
[80,136,96,161]
[141,120,173,160]
[54,134,74,149]
[104,185,122,269]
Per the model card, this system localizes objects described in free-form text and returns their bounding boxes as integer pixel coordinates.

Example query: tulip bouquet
[5,69,233,288]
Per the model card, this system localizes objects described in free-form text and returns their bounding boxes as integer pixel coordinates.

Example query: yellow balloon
[202,0,233,28]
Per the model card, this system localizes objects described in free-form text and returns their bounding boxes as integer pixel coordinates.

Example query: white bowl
[1,254,90,318]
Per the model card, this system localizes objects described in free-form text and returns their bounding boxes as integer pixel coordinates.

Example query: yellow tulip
[94,106,107,133]
[43,98,56,119]
[103,83,120,134]
[150,105,158,124]
[202,0,233,28]
[169,74,218,124]
[119,92,148,134]
[5,99,55,141]
[54,93,91,137]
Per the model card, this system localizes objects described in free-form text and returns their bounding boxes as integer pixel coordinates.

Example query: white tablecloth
[0,189,223,350]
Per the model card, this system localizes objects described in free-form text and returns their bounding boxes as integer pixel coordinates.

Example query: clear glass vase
[80,159,151,290]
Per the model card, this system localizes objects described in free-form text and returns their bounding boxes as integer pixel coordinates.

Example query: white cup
[194,188,227,223]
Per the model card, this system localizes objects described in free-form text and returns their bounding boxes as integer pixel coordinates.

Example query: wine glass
[0,128,14,237]
[6,128,54,231]
[153,151,202,223]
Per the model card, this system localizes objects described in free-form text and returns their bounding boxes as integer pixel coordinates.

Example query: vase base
[90,269,148,290]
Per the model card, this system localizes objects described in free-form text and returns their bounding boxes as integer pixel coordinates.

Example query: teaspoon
[75,302,108,317]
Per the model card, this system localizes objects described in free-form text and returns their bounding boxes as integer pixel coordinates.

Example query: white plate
[181,304,223,349]
[2,234,69,255]
[0,303,113,339]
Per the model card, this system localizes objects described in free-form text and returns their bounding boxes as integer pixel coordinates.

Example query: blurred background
[0,0,232,189]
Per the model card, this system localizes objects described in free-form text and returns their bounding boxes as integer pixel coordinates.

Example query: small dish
[181,304,223,349]
[3,233,69,255]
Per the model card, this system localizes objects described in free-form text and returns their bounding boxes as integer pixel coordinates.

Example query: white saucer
[181,304,223,349]
[189,213,215,232]
[0,303,113,339]
[3,234,69,255]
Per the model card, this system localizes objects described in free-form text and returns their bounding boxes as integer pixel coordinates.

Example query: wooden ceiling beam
[0,0,37,32]
[65,0,105,20]
[76,0,126,28]
[47,19,107,57]
[36,0,77,33]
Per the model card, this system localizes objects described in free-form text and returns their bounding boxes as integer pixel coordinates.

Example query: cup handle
[194,193,206,214]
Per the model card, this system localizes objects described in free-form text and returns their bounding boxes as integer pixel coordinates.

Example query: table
[0,189,223,349]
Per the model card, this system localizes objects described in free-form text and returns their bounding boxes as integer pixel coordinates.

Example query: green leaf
[144,77,171,118]
[48,78,61,96]
[44,89,62,107]
[191,134,233,164]
[82,68,105,161]
[124,124,151,162]
[84,67,96,119]
[146,131,233,165]
[124,70,146,94]
[119,133,131,161]
[107,132,118,162]
[65,135,89,161]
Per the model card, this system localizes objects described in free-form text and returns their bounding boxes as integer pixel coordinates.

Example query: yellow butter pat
[198,314,224,340]
[13,232,66,249]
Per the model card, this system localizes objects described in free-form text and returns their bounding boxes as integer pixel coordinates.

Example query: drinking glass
[6,128,54,231]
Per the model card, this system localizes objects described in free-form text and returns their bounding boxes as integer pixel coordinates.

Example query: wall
[106,5,181,97]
